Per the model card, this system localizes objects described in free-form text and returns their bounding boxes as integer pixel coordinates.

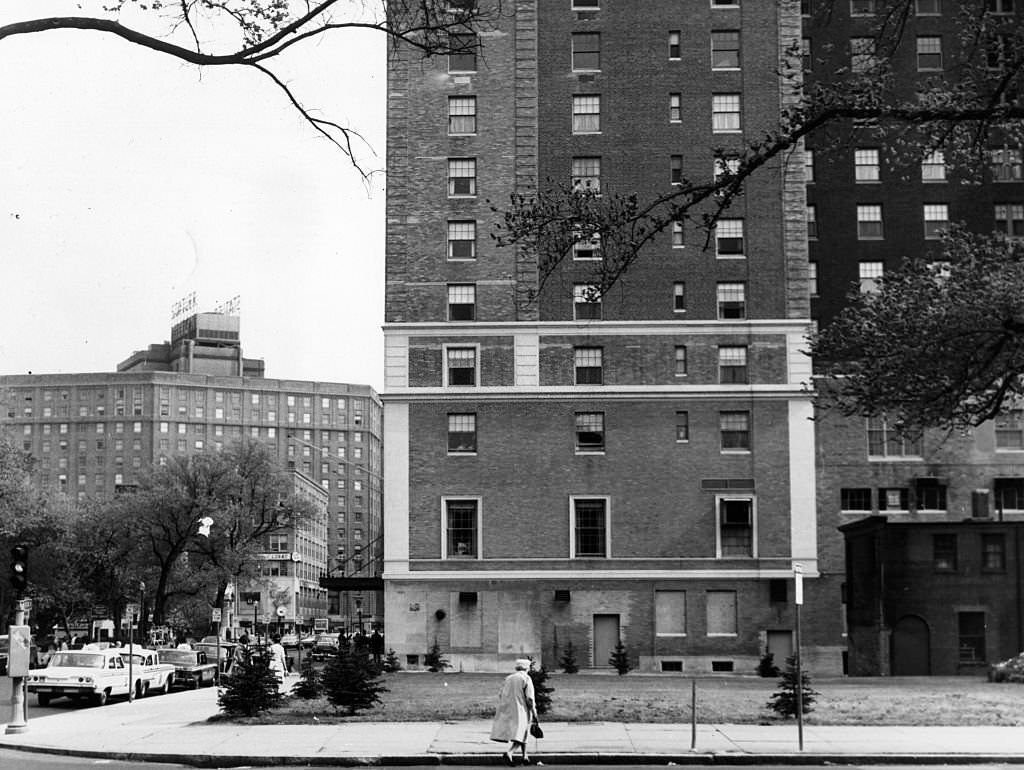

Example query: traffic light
[9,545,28,596]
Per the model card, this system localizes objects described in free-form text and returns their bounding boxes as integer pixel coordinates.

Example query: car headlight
[81,677,93,684]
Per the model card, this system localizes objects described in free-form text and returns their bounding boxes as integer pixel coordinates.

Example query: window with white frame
[572,0,599,7]
[717,496,754,557]
[706,590,738,635]
[805,149,815,182]
[718,346,748,383]
[668,30,681,59]
[655,590,687,636]
[995,204,1024,238]
[715,219,744,256]
[571,497,608,557]
[574,347,603,384]
[850,37,877,72]
[575,412,605,452]
[854,148,880,182]
[447,284,476,321]
[572,156,601,194]
[995,476,1024,508]
[573,284,602,320]
[857,204,884,239]
[447,413,477,453]
[923,204,949,239]
[674,345,687,376]
[448,158,476,196]
[573,230,602,260]
[809,261,818,296]
[917,36,942,70]
[445,346,478,386]
[572,94,600,133]
[807,204,817,239]
[572,32,600,70]
[922,150,946,181]
[712,93,741,132]
[990,147,1023,181]
[448,32,477,72]
[444,498,480,558]
[720,410,751,451]
[867,416,923,457]
[714,156,740,184]
[859,260,883,292]
[673,281,686,311]
[711,30,740,69]
[717,282,746,319]
[670,93,682,122]
[448,96,477,134]
[995,409,1024,449]
[676,411,690,441]
[670,154,684,185]
[448,220,476,259]
[671,220,684,248]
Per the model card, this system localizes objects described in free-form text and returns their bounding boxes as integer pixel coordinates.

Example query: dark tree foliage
[218,647,282,717]
[424,637,450,673]
[767,654,818,719]
[291,653,323,699]
[321,634,388,715]
[609,639,632,676]
[527,660,554,715]
[382,647,403,673]
[558,639,580,674]
[757,651,782,678]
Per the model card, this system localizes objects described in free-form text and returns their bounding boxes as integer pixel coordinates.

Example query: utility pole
[6,545,31,734]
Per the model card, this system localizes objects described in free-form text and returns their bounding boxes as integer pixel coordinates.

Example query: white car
[28,648,131,706]
[119,648,176,697]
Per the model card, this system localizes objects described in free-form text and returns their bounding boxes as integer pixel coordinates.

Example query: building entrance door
[592,614,620,668]
[766,629,793,665]
[891,615,931,675]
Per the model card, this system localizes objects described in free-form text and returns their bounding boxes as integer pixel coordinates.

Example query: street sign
[314,617,329,631]
[16,598,32,612]
[211,608,222,622]
[275,606,287,618]
[793,563,804,606]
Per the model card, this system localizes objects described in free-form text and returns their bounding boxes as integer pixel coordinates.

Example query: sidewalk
[3,682,1024,767]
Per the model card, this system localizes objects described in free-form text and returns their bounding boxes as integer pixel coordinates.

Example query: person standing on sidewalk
[267,634,288,682]
[490,659,538,766]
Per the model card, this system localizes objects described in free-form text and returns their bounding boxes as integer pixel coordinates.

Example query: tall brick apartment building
[382,0,831,673]
[804,0,1024,674]
[0,310,383,633]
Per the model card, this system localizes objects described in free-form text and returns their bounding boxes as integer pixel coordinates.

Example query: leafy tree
[218,645,282,716]
[810,229,1024,431]
[382,647,402,673]
[424,637,450,673]
[609,639,631,676]
[321,634,388,715]
[558,639,579,674]
[291,653,323,699]
[767,654,818,719]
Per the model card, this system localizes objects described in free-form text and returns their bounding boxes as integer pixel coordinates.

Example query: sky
[0,1,387,389]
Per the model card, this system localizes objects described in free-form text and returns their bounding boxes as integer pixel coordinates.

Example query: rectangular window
[572,32,600,70]
[857,205,884,239]
[855,148,880,182]
[718,346,748,383]
[850,0,877,15]
[718,497,754,557]
[572,94,600,133]
[867,416,923,457]
[447,413,477,453]
[807,204,817,239]
[671,220,684,248]
[670,154,684,185]
[448,33,477,72]
[983,533,1007,571]
[668,30,681,59]
[809,261,818,296]
[916,0,941,13]
[447,284,476,321]
[448,96,477,134]
[988,0,1014,13]
[674,345,688,376]
[706,590,738,636]
[670,93,682,122]
[879,487,909,511]
[916,479,948,511]
[655,590,687,636]
[676,411,690,441]
[959,611,987,663]
[850,37,877,72]
[448,220,476,260]
[917,36,943,70]
[995,204,1024,238]
[715,219,744,256]
[717,282,746,319]
[805,149,815,182]
[923,204,949,239]
[922,150,946,181]
[990,147,1023,181]
[572,0,600,7]
[712,93,741,132]
[859,260,883,293]
[572,156,601,194]
[573,284,602,320]
[575,412,605,452]
[571,497,608,557]
[446,347,477,386]
[720,411,751,451]
[711,30,740,69]
[448,158,476,196]
[802,36,812,71]
[934,533,957,570]
[841,488,873,511]
[995,477,1024,509]
[574,347,603,385]
[444,498,479,558]
[573,230,602,260]
[996,410,1024,449]
[674,282,686,311]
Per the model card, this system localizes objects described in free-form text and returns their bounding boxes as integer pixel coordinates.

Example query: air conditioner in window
[721,505,752,526]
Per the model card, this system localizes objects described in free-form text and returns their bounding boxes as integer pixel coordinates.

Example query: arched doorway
[891,615,931,675]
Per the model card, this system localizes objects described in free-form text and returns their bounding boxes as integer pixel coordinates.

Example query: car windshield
[159,650,196,664]
[48,652,105,668]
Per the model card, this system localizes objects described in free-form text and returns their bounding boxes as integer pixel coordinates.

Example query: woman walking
[490,659,538,766]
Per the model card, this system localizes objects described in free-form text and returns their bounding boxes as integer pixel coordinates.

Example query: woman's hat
[514,658,531,671]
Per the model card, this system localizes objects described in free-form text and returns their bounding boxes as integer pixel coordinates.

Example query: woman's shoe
[521,757,533,765]
[502,752,514,767]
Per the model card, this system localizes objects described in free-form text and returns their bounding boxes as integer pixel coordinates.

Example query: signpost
[211,608,222,684]
[794,563,804,751]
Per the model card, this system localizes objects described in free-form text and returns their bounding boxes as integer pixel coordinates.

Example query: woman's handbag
[530,721,544,739]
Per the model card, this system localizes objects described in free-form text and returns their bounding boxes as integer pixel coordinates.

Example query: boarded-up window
[655,591,687,635]
[706,590,737,635]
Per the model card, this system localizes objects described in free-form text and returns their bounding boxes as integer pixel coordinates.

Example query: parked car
[119,648,176,697]
[193,640,237,673]
[157,648,218,689]
[310,633,340,659]
[300,634,318,649]
[27,648,131,706]
[279,632,300,648]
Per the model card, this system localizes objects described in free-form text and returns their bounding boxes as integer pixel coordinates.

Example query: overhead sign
[313,618,329,631]
[211,608,222,622]
[276,606,287,618]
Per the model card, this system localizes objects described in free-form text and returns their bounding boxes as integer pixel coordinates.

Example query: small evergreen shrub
[609,639,632,675]
[321,635,388,715]
[424,637,450,672]
[527,660,554,715]
[217,647,282,716]
[291,653,322,699]
[757,651,781,678]
[559,640,579,674]
[767,654,818,718]
[382,647,403,673]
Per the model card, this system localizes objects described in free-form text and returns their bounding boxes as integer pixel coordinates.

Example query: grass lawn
[244,671,1024,726]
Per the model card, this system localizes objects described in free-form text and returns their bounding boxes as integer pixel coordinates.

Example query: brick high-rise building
[383,0,829,673]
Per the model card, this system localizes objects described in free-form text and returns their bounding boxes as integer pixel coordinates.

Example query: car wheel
[135,681,145,699]
[190,678,199,690]
[92,690,108,707]
[161,676,172,695]
[37,693,51,707]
